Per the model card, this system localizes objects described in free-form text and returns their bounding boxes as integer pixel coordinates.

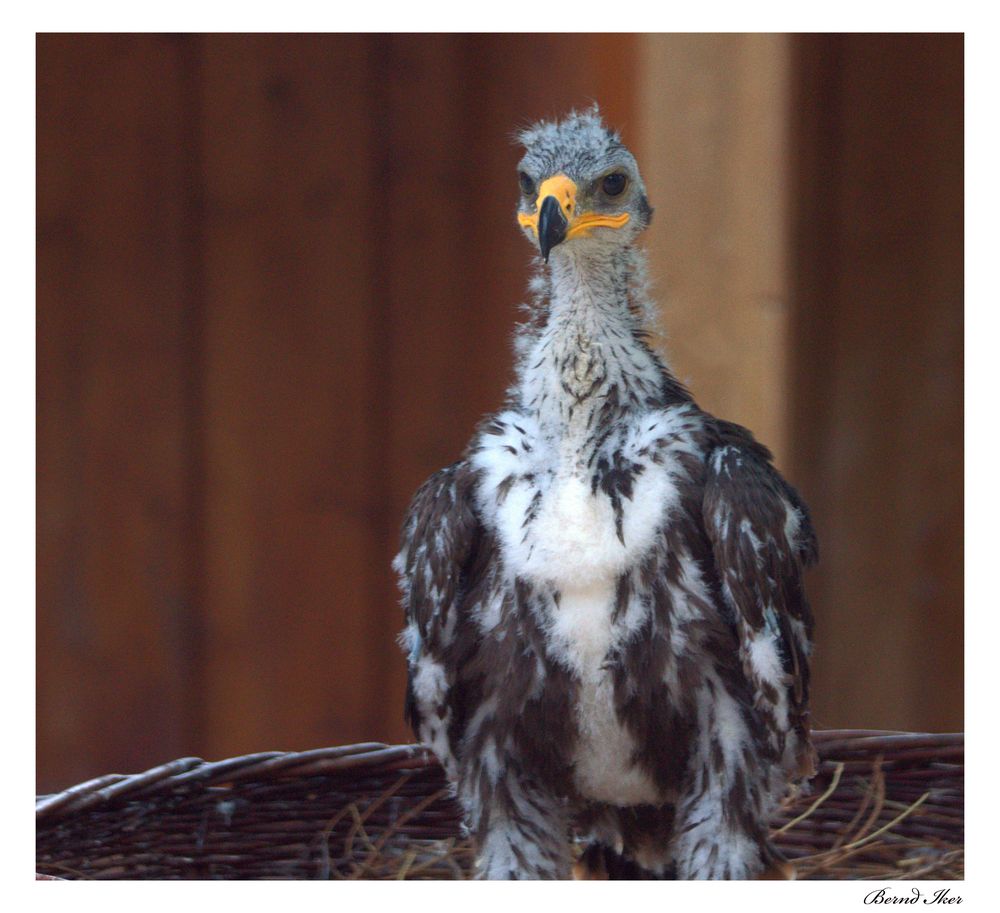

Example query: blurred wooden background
[37,33,963,792]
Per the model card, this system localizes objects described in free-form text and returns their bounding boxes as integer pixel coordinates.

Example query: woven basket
[36,730,963,880]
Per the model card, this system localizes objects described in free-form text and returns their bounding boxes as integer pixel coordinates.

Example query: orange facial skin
[518,174,630,240]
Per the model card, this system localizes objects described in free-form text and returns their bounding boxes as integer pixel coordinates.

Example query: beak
[519,174,576,262]
[517,173,631,262]
[537,195,568,262]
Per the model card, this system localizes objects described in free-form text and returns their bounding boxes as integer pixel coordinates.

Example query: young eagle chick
[395,107,817,880]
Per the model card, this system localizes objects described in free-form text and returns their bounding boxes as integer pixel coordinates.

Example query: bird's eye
[519,172,536,196]
[602,172,627,196]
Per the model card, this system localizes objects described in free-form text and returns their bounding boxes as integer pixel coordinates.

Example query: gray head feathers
[515,105,653,239]
[516,105,626,172]
[513,105,658,332]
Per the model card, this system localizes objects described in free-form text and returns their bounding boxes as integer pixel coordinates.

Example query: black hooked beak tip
[537,194,569,263]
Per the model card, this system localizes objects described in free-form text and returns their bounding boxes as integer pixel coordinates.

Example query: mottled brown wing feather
[395,460,482,738]
[703,421,817,777]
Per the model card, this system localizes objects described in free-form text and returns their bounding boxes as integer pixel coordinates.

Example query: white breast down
[551,581,662,805]
[496,460,678,589]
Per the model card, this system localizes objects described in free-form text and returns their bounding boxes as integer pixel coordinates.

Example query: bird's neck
[514,244,665,446]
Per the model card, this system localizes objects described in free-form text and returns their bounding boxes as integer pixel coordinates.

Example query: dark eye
[518,171,535,196]
[602,172,627,196]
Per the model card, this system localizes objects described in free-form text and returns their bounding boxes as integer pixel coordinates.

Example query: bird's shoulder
[700,414,818,568]
[396,459,482,572]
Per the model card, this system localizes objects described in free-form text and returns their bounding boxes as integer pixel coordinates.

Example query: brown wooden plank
[197,35,385,757]
[36,34,197,790]
[365,35,471,743]
[788,34,963,731]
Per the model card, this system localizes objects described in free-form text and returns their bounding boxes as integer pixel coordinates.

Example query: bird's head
[515,106,652,263]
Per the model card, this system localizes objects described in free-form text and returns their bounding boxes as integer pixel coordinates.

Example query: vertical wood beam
[36,35,196,789]
[197,35,383,755]
[788,34,963,731]
[636,34,792,465]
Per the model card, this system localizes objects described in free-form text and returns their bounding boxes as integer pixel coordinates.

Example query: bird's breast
[471,405,703,589]
[468,405,707,807]
[519,472,634,587]
[550,581,663,805]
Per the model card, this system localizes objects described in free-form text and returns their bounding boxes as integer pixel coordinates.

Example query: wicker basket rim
[36,729,962,824]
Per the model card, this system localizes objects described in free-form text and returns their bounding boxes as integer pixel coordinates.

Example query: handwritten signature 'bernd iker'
[864,889,962,905]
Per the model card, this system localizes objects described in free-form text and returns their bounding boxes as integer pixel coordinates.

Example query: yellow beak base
[518,174,630,243]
